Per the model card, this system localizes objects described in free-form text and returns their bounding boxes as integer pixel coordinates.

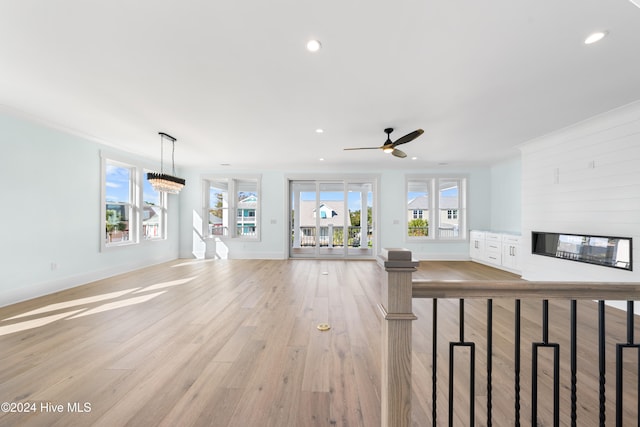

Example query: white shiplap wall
[520,100,640,283]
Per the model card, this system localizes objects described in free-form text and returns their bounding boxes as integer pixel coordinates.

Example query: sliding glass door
[289,179,375,259]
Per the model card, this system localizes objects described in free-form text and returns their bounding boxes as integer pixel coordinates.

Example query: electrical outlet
[50,262,58,271]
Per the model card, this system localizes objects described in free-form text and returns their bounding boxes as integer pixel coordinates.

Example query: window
[205,176,261,240]
[406,176,466,240]
[104,159,135,246]
[143,171,166,240]
[101,152,170,250]
[407,179,430,237]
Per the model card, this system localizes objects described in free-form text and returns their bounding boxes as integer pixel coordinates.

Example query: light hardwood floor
[0,259,636,426]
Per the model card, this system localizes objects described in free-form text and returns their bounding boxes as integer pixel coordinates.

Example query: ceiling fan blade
[343,147,382,150]
[391,148,407,158]
[392,129,424,147]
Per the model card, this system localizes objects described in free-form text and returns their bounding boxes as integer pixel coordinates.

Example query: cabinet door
[502,244,515,268]
[469,231,485,260]
[501,235,521,270]
[470,238,484,260]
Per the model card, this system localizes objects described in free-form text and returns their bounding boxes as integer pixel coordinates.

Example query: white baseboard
[1,255,176,308]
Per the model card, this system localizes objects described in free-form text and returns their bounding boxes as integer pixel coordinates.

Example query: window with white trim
[205,176,261,240]
[104,159,136,246]
[101,153,169,249]
[143,170,167,240]
[406,176,467,240]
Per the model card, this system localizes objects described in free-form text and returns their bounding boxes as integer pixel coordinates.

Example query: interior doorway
[289,179,376,259]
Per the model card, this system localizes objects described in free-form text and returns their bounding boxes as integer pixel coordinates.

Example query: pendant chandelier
[147,132,186,194]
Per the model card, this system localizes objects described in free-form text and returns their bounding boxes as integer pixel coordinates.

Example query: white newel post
[378,248,419,427]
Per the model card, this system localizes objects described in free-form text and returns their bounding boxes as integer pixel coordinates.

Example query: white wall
[178,167,493,261]
[0,112,180,307]
[520,100,640,283]
[490,156,521,233]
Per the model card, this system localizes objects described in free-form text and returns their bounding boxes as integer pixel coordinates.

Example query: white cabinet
[470,230,521,274]
[484,232,502,265]
[469,231,485,260]
[501,234,521,271]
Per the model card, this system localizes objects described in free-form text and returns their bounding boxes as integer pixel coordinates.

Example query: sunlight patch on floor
[0,309,85,336]
[3,288,142,321]
[67,291,167,319]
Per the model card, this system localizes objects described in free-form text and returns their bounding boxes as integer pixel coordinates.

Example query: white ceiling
[1,0,640,171]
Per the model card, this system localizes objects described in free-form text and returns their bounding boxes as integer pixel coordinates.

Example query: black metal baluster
[599,300,606,427]
[515,299,521,427]
[487,299,493,427]
[532,299,560,427]
[448,299,475,427]
[448,340,454,427]
[615,300,639,427]
[460,298,465,342]
[433,298,438,427]
[570,300,577,427]
[636,300,640,427]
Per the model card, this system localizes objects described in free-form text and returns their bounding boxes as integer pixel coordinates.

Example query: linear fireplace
[532,231,632,271]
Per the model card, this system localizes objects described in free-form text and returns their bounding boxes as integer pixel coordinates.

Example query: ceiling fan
[344,128,424,158]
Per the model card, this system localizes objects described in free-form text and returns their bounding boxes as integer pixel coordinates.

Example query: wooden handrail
[412,280,640,300]
[379,248,640,426]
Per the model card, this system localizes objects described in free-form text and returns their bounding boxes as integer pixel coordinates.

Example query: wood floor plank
[155,359,233,427]
[301,324,331,393]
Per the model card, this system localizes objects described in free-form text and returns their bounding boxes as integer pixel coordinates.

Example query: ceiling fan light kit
[344,127,424,158]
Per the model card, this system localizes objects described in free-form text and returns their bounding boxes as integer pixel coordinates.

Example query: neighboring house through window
[297,201,349,246]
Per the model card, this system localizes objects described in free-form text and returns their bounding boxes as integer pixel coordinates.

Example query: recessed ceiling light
[315,128,324,133]
[584,31,608,45]
[319,158,325,161]
[411,157,418,160]
[306,39,322,52]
